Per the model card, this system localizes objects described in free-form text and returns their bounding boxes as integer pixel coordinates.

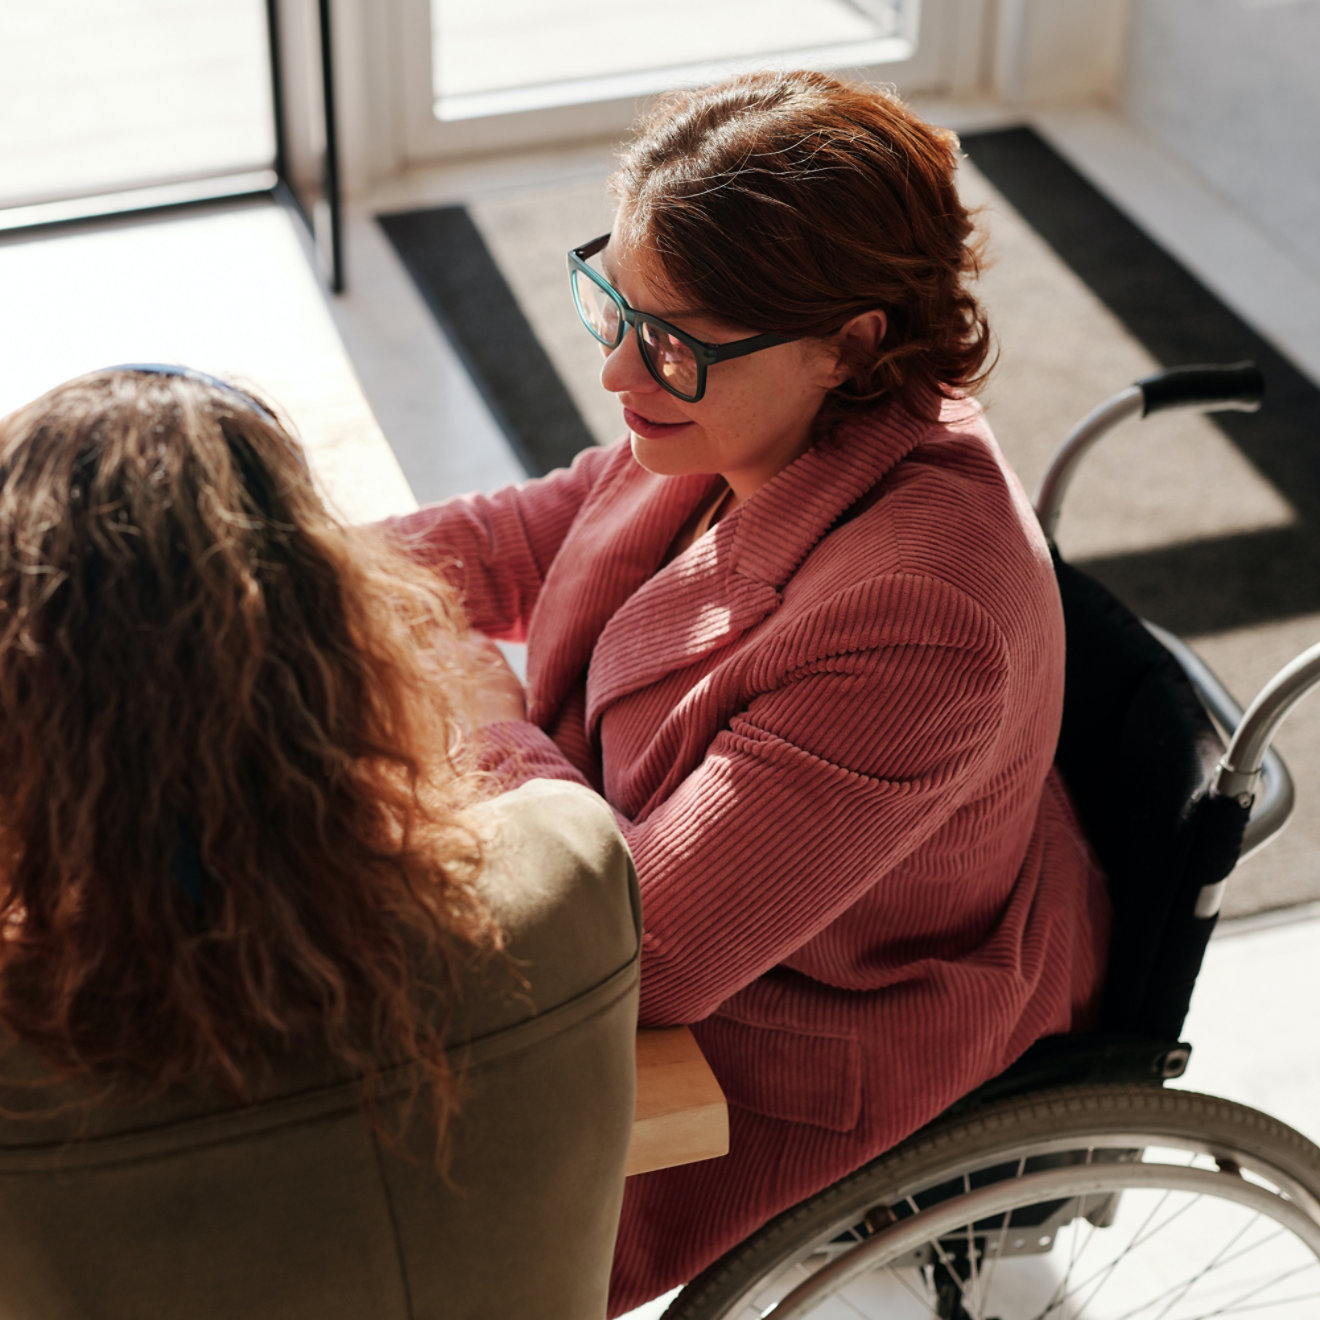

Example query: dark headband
[106,362,278,424]
[106,362,310,478]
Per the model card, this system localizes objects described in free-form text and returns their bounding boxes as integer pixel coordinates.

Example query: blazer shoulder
[806,414,1051,619]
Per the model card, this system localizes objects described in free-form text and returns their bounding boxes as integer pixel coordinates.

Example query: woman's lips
[624,407,693,440]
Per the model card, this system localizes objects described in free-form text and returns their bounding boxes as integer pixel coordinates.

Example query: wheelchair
[660,363,1320,1320]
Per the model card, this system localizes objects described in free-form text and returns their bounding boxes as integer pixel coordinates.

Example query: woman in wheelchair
[387,70,1112,1315]
[0,367,640,1319]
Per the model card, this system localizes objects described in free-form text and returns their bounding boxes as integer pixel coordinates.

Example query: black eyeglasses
[567,234,803,403]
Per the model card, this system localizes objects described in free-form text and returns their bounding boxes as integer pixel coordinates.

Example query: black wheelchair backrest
[1052,553,1250,1041]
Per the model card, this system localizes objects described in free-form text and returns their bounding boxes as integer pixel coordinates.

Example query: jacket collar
[531,400,937,730]
[725,400,933,589]
[523,462,707,726]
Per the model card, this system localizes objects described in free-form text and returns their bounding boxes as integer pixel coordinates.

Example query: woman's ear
[823,310,888,388]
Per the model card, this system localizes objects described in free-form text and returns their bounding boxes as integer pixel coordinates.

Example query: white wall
[990,0,1131,104]
[327,0,407,196]
[334,0,1009,187]
[1123,0,1320,280]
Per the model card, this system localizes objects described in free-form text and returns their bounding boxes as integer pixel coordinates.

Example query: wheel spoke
[1207,1287,1320,1314]
[979,1155,1029,1307]
[961,1168,987,1318]
[925,1231,973,1311]
[679,1088,1320,1320]
[837,1294,873,1318]
[1094,1211,1255,1320]
[1195,1257,1320,1318]
[880,1260,943,1316]
[1145,1218,1288,1320]
[1032,1151,1104,1320]
[1040,1188,1196,1317]
[1101,1213,1319,1320]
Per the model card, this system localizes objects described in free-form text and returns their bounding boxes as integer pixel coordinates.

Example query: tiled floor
[4,99,1320,1319]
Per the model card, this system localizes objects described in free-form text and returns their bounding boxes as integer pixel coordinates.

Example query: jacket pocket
[694,1016,862,1133]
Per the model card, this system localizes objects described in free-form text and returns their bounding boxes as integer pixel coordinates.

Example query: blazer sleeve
[479,575,1014,1027]
[382,442,618,641]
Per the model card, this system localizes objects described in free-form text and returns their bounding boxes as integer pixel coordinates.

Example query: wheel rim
[719,1131,1320,1319]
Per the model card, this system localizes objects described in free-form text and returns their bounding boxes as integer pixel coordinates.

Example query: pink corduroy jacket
[392,395,1111,1313]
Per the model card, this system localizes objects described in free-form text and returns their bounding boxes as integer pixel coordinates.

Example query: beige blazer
[0,780,641,1320]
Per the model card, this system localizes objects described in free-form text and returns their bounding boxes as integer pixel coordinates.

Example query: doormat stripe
[379,128,1320,634]
[960,129,1320,636]
[377,205,594,476]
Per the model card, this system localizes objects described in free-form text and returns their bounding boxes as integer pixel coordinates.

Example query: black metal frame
[266,0,345,293]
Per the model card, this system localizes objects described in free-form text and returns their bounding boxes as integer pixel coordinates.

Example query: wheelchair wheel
[662,1084,1320,1319]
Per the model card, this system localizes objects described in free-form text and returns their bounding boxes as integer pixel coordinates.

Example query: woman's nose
[600,328,657,396]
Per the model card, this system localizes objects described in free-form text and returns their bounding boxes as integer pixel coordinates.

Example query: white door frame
[381,0,993,166]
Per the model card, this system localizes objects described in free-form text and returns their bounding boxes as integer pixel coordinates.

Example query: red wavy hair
[0,369,496,1140]
[611,69,993,423]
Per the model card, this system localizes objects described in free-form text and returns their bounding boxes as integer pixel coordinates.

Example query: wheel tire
[662,1084,1320,1320]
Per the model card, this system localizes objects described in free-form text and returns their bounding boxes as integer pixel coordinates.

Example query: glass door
[1,0,342,292]
[268,0,344,291]
[396,0,974,160]
[0,0,275,218]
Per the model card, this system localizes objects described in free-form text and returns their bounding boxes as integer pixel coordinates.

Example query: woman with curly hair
[0,366,640,1319]
[394,70,1112,1315]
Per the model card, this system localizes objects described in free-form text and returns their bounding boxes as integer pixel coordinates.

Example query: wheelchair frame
[660,364,1320,1320]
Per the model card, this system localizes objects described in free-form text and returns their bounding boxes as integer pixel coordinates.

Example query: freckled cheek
[720,398,778,443]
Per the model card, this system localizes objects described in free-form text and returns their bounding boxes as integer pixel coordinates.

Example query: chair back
[1052,554,1249,1041]
[0,784,641,1320]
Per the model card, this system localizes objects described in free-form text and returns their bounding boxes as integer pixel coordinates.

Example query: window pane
[0,0,274,209]
[431,0,908,110]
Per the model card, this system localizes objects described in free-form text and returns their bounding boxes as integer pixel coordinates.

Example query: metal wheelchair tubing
[1035,373,1314,911]
[1216,641,1320,795]
[767,1159,1320,1318]
[1141,621,1297,867]
[1031,387,1144,545]
[1033,366,1265,541]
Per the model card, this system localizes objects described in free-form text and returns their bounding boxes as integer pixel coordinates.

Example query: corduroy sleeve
[477,578,1014,1026]
[628,624,1010,1024]
[380,442,619,640]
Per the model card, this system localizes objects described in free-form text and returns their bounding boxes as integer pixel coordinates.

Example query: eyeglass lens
[638,321,699,398]
[572,266,701,399]
[572,268,623,345]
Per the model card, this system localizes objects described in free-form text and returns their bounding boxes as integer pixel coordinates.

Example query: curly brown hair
[0,368,497,1139]
[611,69,993,424]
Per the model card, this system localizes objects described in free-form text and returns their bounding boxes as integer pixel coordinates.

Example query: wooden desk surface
[628,1026,729,1177]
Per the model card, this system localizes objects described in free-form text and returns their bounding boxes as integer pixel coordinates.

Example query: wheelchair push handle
[1033,362,1265,543]
[1036,361,1318,915]
[1137,361,1264,417]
